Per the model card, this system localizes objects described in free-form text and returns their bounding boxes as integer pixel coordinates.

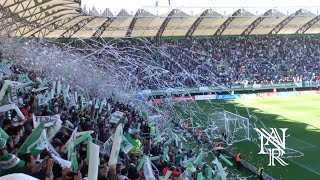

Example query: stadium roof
[1,0,320,38]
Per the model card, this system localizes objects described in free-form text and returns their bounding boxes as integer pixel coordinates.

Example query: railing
[226,151,276,180]
[141,81,320,96]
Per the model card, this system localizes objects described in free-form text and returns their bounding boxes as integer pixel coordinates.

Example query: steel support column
[92,17,115,38]
[185,9,212,37]
[60,17,95,38]
[155,9,177,39]
[296,15,320,34]
[126,9,144,37]
[27,15,83,37]
[242,9,275,35]
[269,9,305,34]
[214,9,244,36]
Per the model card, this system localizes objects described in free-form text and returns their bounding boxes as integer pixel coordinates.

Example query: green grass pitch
[168,95,320,180]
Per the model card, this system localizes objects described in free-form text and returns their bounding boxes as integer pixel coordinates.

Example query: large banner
[216,94,240,100]
[172,96,195,103]
[195,95,217,100]
[154,90,320,104]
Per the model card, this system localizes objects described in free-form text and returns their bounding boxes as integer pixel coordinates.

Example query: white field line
[292,146,316,149]
[288,136,317,148]
[290,159,320,176]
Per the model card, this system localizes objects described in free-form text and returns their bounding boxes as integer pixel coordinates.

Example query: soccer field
[167,95,320,180]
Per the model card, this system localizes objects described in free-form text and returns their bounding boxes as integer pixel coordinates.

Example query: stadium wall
[153,90,319,104]
[146,81,320,96]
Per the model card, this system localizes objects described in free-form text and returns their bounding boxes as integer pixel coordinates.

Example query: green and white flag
[162,146,169,161]
[65,127,78,160]
[45,134,60,158]
[0,153,25,174]
[0,127,9,141]
[9,81,22,105]
[108,124,123,166]
[143,156,156,180]
[62,84,70,105]
[51,81,56,99]
[37,94,49,106]
[18,122,45,155]
[207,165,213,180]
[74,91,78,104]
[163,171,172,180]
[0,80,10,101]
[99,99,106,114]
[109,111,124,124]
[33,114,62,140]
[0,63,12,77]
[52,154,71,168]
[71,152,78,171]
[121,135,135,154]
[33,87,48,93]
[103,134,114,155]
[193,151,204,166]
[69,93,76,107]
[88,142,100,180]
[27,130,47,153]
[39,79,48,88]
[57,81,62,95]
[0,101,25,120]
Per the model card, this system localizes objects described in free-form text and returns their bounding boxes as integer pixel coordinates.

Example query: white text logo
[254,128,289,166]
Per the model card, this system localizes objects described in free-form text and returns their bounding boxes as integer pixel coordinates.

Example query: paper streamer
[88,142,100,180]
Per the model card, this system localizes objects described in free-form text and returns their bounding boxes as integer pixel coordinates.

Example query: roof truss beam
[15,1,76,16]
[12,11,78,36]
[92,18,115,38]
[185,9,212,37]
[156,9,178,38]
[2,0,29,8]
[61,17,95,38]
[296,15,320,34]
[27,15,83,37]
[0,4,36,35]
[269,9,305,34]
[242,9,275,35]
[126,9,143,37]
[214,9,244,36]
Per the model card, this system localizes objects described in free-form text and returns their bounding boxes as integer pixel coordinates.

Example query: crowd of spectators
[105,36,320,89]
[0,61,213,180]
[3,35,320,179]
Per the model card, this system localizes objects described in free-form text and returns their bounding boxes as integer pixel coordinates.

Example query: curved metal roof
[1,0,320,38]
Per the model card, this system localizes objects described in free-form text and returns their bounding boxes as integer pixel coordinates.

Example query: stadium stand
[1,0,320,180]
[105,36,320,89]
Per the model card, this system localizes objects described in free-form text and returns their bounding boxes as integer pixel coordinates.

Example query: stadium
[0,0,319,180]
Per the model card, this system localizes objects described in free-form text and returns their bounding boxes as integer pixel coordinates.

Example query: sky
[81,0,320,16]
